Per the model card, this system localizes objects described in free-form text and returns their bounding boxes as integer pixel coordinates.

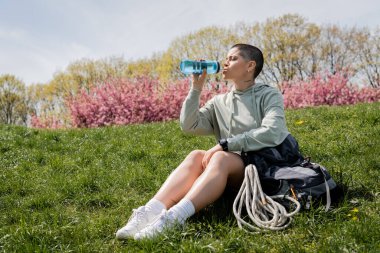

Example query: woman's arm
[180,70,216,135]
[227,90,289,152]
[180,89,215,135]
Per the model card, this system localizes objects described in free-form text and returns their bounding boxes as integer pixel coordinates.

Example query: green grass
[1,102,379,253]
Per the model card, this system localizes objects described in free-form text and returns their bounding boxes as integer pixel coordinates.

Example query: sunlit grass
[0,102,379,252]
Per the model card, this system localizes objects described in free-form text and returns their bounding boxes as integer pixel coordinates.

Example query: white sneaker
[134,210,183,240]
[115,206,160,240]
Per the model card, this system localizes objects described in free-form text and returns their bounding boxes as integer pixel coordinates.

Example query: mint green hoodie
[180,83,290,152]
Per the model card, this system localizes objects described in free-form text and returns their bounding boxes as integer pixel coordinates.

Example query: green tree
[356,27,380,87]
[260,14,321,86]
[125,54,161,79]
[320,25,362,75]
[0,74,28,125]
[50,56,129,95]
[44,57,128,120]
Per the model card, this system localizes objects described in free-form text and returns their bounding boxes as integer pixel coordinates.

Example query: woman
[116,44,303,240]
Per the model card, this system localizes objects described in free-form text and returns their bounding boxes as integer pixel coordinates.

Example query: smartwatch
[218,139,228,151]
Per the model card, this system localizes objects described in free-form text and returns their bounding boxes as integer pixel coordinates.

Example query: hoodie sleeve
[227,89,289,152]
[180,89,215,135]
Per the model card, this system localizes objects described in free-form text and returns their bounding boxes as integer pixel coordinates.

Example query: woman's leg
[184,151,245,212]
[133,151,245,240]
[117,149,207,240]
[153,150,206,209]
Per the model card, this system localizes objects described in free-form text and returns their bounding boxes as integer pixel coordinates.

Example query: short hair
[231,44,264,79]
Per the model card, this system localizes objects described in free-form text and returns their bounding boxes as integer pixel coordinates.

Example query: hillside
[0,102,379,252]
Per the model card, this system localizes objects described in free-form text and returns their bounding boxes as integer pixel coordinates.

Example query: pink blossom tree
[31,72,379,128]
[66,77,229,128]
[282,71,380,109]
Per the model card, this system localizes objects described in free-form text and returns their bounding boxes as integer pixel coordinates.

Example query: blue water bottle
[180,60,220,75]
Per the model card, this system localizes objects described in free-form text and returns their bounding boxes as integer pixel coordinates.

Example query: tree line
[1,14,379,126]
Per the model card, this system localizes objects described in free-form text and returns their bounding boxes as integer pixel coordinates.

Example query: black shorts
[240,134,304,174]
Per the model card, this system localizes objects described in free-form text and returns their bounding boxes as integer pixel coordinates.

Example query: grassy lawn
[0,102,379,252]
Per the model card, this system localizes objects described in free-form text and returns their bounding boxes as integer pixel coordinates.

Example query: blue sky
[0,0,379,85]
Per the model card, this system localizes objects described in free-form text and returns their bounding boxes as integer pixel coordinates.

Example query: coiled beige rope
[233,164,301,232]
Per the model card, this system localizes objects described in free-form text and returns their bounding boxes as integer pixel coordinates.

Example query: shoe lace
[157,211,169,223]
[154,210,176,228]
[128,208,146,225]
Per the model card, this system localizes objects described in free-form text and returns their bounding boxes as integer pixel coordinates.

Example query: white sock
[168,198,195,223]
[145,199,166,214]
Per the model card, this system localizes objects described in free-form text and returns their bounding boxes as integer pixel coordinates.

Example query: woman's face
[222,48,253,81]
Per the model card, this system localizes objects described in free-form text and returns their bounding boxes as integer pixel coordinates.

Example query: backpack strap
[301,159,332,211]
[318,165,331,212]
[324,178,331,212]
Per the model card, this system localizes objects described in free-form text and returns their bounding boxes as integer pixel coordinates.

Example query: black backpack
[259,157,339,211]
[242,135,342,211]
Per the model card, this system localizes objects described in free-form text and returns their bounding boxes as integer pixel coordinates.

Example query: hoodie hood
[232,82,270,95]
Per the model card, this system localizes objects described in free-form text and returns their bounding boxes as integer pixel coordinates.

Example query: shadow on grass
[340,183,376,202]
[332,170,376,204]
[189,189,238,224]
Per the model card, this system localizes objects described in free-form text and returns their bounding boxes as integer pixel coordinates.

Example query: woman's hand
[202,143,223,169]
[192,69,207,91]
